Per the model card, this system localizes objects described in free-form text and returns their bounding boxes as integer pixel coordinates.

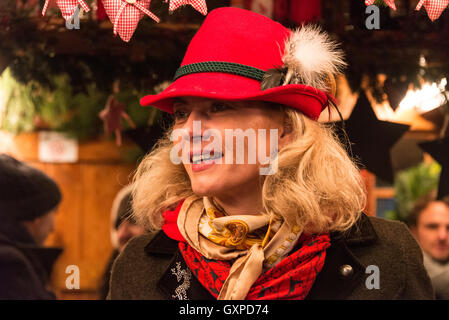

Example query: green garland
[385,162,441,223]
[0,67,160,140]
[0,68,35,133]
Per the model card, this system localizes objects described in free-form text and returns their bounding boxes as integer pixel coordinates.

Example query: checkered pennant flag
[42,0,90,20]
[416,0,449,21]
[166,0,208,15]
[365,0,397,10]
[103,0,160,42]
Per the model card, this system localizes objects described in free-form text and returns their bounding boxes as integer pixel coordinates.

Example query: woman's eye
[210,102,232,113]
[173,109,189,121]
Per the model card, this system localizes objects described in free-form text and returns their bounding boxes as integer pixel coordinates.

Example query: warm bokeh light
[0,131,15,154]
[397,78,447,114]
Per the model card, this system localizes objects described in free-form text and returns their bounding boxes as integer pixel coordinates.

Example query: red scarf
[162,201,330,300]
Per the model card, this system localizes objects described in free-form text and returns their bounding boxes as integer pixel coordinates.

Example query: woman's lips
[189,152,224,172]
[191,161,216,172]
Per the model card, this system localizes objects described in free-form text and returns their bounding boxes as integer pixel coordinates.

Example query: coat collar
[331,213,378,246]
[0,219,63,281]
[145,230,179,255]
[306,213,378,299]
[145,213,379,300]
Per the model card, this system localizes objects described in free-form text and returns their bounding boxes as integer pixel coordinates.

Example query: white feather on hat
[281,25,346,95]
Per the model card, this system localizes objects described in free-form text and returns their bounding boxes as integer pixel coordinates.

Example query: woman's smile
[190,150,224,172]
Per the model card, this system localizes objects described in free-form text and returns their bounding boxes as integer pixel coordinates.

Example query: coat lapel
[306,213,379,299]
[145,232,215,300]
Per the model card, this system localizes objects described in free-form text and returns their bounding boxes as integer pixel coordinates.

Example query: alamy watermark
[365,265,380,290]
[170,121,279,175]
[365,5,380,30]
[65,7,80,30]
[65,264,80,289]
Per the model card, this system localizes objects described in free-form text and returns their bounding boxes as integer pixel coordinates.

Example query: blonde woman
[109,7,433,300]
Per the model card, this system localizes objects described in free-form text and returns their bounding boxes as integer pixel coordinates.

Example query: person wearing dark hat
[0,154,62,299]
[109,7,433,300]
[409,190,449,299]
[99,184,145,299]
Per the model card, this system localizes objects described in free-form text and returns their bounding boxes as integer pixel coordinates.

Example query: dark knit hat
[0,154,62,221]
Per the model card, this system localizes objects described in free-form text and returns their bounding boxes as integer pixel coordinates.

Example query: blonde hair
[132,106,366,234]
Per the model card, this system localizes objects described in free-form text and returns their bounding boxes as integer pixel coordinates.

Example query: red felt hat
[140,7,344,120]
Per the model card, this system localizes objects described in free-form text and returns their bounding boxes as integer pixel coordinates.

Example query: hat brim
[140,72,329,120]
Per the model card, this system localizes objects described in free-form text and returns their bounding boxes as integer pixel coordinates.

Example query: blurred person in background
[0,154,62,299]
[409,190,449,299]
[100,184,145,299]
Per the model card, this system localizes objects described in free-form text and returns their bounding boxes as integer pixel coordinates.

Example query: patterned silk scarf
[162,195,331,300]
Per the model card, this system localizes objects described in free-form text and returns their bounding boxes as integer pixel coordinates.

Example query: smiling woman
[108,7,434,300]
[133,97,365,235]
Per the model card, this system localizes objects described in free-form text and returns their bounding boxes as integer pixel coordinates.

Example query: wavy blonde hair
[132,106,366,234]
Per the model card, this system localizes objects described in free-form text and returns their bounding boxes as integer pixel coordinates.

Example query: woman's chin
[189,173,229,197]
[190,182,221,197]
[186,165,224,196]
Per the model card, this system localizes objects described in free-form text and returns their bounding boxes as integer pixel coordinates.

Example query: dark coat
[0,220,62,300]
[108,214,435,300]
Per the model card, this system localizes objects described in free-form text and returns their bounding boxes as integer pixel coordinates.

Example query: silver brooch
[171,262,192,300]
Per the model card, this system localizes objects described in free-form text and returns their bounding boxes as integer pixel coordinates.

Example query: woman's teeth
[192,152,223,163]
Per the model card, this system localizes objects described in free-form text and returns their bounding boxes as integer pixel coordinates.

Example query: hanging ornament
[166,0,208,16]
[102,0,159,42]
[99,81,137,146]
[365,0,397,10]
[42,0,90,20]
[415,0,449,21]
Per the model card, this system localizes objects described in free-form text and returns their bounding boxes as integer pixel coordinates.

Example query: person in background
[100,184,145,299]
[0,154,62,299]
[409,190,449,299]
